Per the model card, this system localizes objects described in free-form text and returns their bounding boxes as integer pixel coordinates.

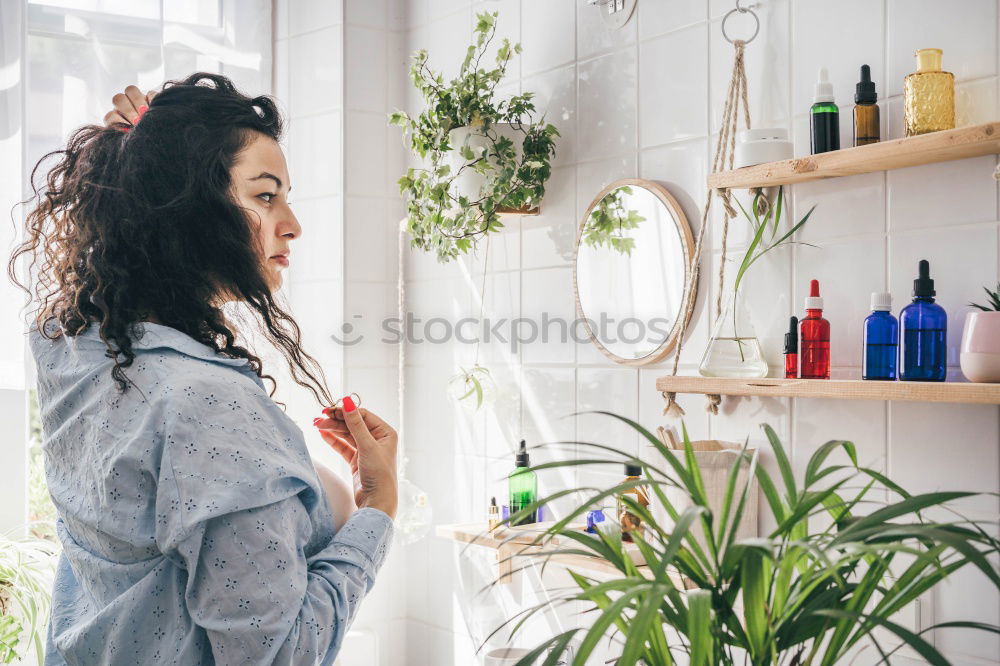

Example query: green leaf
[813,609,952,666]
[687,589,713,666]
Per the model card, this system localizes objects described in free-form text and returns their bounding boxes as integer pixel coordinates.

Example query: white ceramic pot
[960,310,1000,382]
[448,122,524,204]
[484,647,533,666]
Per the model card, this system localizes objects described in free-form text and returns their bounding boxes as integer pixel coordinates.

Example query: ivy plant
[581,186,646,256]
[389,11,559,263]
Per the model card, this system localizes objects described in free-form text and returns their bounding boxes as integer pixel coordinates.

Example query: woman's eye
[258,192,276,203]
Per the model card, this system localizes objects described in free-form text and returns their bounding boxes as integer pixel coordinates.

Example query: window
[0,0,273,536]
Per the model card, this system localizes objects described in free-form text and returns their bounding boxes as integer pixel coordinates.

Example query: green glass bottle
[810,67,840,153]
[508,440,537,525]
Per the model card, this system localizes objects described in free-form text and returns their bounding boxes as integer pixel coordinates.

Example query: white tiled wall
[278,0,1000,664]
[273,1,408,664]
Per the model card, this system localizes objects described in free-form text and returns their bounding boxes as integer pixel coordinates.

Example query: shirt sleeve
[154,375,394,665]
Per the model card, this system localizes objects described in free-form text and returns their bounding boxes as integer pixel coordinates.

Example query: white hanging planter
[448,122,540,215]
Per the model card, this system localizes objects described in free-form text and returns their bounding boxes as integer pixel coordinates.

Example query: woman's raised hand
[103,85,157,127]
[312,397,399,520]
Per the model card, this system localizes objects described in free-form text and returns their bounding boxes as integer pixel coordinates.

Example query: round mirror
[573,179,696,366]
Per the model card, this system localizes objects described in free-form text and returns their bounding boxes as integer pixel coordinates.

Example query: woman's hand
[312,398,398,520]
[103,85,157,127]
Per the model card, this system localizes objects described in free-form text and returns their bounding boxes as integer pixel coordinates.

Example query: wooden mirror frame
[572,178,697,367]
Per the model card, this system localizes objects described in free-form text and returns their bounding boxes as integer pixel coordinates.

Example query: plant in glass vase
[699,187,814,378]
[389,11,559,264]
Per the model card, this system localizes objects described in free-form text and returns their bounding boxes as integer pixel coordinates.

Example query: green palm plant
[485,412,1000,666]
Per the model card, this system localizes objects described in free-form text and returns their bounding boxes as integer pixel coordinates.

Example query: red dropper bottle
[799,279,830,379]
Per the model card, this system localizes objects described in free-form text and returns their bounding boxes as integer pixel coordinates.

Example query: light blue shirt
[29,318,393,665]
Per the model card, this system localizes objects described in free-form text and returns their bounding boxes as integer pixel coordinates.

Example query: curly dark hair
[8,72,335,409]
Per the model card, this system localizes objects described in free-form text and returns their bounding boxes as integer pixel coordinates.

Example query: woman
[9,73,398,665]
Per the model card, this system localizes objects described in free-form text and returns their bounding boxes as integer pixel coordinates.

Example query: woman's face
[230,132,300,292]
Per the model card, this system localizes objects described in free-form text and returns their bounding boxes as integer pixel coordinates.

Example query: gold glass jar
[904,48,955,136]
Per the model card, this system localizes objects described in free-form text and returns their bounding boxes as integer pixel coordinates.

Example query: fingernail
[312,417,322,424]
[137,105,148,120]
[343,396,356,412]
[322,407,333,415]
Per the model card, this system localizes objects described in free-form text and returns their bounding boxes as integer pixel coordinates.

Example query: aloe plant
[485,412,1000,666]
[969,282,1000,312]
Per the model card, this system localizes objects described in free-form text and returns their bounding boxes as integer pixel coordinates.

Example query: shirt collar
[66,320,263,383]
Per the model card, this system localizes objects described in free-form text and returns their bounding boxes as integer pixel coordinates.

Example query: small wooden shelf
[655,376,1000,405]
[436,522,693,587]
[708,121,1000,189]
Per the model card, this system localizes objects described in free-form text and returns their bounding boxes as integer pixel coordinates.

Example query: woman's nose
[283,208,302,240]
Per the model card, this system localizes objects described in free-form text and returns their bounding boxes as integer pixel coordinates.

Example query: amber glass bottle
[617,463,649,543]
[904,48,954,136]
[853,64,880,146]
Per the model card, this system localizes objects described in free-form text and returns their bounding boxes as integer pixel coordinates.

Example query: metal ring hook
[722,4,760,45]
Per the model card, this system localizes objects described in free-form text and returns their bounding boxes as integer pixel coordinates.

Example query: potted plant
[961,282,1000,382]
[389,11,559,263]
[490,413,1000,665]
[0,534,57,664]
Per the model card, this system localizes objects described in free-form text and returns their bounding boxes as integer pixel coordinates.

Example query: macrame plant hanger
[662,0,766,419]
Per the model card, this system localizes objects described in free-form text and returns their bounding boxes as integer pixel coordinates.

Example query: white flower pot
[448,122,536,213]
[960,311,1000,383]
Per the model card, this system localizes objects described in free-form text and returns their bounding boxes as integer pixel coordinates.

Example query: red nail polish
[322,407,333,415]
[343,396,356,412]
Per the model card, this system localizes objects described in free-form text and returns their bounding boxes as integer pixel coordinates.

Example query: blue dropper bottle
[862,292,898,380]
[899,260,947,381]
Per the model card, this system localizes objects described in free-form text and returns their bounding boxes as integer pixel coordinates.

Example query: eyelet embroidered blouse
[29,318,394,665]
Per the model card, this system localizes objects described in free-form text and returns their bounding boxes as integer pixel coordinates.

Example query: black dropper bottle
[784,316,799,378]
[854,64,880,146]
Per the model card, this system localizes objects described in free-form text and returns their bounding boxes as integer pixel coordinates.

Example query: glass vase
[699,289,769,378]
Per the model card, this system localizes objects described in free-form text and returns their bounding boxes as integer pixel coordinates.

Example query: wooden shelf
[436,522,693,587]
[708,121,1000,189]
[655,376,1000,405]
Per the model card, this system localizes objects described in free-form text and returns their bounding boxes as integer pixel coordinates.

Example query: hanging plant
[447,363,496,412]
[389,11,559,263]
[580,185,646,256]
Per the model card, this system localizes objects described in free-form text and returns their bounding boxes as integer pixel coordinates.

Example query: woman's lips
[270,255,289,267]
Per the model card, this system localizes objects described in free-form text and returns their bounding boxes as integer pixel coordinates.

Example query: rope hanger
[662,1,766,419]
